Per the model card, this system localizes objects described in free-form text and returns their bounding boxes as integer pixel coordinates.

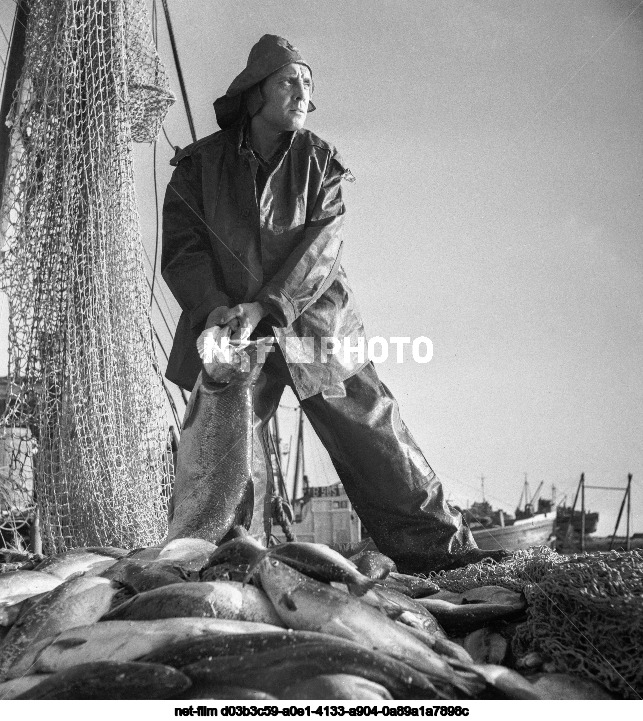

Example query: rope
[271,495,296,542]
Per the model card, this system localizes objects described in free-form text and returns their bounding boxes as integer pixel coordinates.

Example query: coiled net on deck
[432,547,643,699]
[430,545,565,592]
[0,0,175,552]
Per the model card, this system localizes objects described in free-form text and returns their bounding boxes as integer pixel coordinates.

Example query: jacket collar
[235,118,298,160]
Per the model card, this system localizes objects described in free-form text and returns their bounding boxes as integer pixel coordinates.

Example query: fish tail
[346,577,377,596]
[241,548,273,586]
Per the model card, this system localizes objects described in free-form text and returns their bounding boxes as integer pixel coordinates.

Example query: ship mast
[0,2,29,199]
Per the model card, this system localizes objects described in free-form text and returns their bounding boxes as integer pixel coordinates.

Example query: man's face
[258,63,312,132]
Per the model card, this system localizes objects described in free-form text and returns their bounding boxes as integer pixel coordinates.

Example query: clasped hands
[196,302,267,362]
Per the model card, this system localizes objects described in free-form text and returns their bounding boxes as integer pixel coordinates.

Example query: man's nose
[293,79,309,101]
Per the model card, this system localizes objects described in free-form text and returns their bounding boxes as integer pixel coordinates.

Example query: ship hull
[471,512,556,551]
[556,509,599,535]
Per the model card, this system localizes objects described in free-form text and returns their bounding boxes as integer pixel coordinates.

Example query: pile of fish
[0,537,613,700]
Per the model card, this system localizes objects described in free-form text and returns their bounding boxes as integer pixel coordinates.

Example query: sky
[1,0,642,536]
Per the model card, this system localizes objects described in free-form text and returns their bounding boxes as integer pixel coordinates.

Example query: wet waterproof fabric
[235,343,477,572]
[162,123,365,400]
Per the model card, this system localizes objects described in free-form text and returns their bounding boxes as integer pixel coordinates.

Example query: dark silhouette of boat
[556,506,599,535]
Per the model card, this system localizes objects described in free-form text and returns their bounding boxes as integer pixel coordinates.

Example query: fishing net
[0,0,175,552]
[432,547,643,699]
[430,546,565,593]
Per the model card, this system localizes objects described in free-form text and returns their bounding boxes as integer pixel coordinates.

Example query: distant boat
[461,479,556,551]
[556,505,599,535]
[470,511,557,551]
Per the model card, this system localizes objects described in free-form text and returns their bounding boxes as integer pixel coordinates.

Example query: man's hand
[198,303,267,359]
[229,302,267,341]
[205,306,238,330]
[197,306,236,361]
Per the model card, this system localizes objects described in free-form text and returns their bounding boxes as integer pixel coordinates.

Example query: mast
[292,407,305,501]
[268,415,290,503]
[0,1,29,199]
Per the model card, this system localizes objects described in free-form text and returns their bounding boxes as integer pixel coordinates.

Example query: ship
[556,505,599,535]
[461,479,557,551]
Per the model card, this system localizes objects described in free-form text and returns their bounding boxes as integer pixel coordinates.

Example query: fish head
[256,557,309,607]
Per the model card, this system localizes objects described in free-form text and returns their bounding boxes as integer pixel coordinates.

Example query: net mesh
[0,0,176,552]
[431,547,643,699]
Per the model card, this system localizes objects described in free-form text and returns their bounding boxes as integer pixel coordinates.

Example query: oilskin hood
[214,34,315,129]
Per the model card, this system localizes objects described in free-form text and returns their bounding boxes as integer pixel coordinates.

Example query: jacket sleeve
[161,152,231,330]
[254,150,352,328]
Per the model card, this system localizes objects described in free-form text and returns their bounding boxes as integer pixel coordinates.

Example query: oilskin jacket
[161,123,368,399]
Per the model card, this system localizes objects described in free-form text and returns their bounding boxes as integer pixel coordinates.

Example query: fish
[425,589,464,603]
[529,673,613,700]
[0,674,51,700]
[257,557,477,694]
[394,612,474,667]
[413,597,526,632]
[459,585,525,608]
[0,575,118,679]
[167,339,273,545]
[364,584,444,627]
[469,664,542,700]
[156,537,218,572]
[463,627,507,665]
[385,573,440,598]
[355,551,397,580]
[361,585,455,653]
[281,674,393,700]
[100,558,186,595]
[257,542,376,595]
[182,640,442,699]
[21,618,284,675]
[85,546,130,559]
[0,570,62,604]
[202,536,266,572]
[137,629,327,667]
[33,550,118,579]
[16,661,191,699]
[103,580,285,626]
[427,586,525,607]
[127,546,163,561]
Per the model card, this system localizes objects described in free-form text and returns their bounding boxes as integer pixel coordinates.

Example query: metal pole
[610,481,628,551]
[626,473,632,551]
[292,408,304,502]
[580,472,585,552]
[565,473,582,543]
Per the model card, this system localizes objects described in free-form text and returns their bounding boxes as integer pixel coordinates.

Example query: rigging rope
[160,0,196,143]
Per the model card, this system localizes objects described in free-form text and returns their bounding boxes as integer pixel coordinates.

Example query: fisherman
[162,35,506,573]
